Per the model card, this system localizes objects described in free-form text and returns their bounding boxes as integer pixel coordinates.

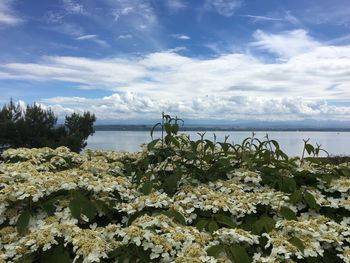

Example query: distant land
[94,119,350,132]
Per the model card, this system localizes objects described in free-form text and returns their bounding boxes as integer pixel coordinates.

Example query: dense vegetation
[0,100,96,153]
[0,114,350,262]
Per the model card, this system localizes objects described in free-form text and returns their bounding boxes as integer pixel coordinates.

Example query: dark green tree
[0,100,96,152]
[61,112,96,152]
[0,99,24,148]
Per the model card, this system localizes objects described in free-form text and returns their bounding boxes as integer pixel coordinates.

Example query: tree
[0,99,24,148]
[0,100,96,152]
[61,112,96,152]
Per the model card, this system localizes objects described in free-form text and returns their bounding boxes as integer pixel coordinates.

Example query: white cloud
[111,0,157,27]
[46,22,84,37]
[0,0,23,26]
[302,3,350,28]
[241,11,301,26]
[284,11,301,26]
[43,0,87,34]
[1,29,350,120]
[240,14,283,22]
[100,0,163,50]
[171,34,190,40]
[206,0,242,17]
[164,0,187,11]
[252,29,320,58]
[45,0,86,24]
[42,93,350,121]
[75,34,109,47]
[118,34,133,39]
[76,34,97,40]
[62,0,86,15]
[166,46,188,53]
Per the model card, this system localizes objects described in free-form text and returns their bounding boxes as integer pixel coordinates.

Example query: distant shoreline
[94,125,350,132]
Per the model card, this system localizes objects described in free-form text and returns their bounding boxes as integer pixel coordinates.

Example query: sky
[0,0,350,123]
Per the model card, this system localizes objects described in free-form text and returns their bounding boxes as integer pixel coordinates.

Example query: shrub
[0,114,349,262]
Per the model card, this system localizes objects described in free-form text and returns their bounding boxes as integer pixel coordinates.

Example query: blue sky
[0,0,350,122]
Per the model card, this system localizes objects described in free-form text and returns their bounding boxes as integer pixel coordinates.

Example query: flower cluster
[1,146,350,262]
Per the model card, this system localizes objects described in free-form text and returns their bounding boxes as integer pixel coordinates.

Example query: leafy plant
[1,113,350,263]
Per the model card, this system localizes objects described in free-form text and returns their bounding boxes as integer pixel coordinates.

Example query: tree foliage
[0,99,96,152]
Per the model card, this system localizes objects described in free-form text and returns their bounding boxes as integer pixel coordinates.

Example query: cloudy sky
[0,0,350,122]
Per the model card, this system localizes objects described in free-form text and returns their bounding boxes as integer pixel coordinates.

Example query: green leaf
[108,247,124,258]
[141,181,153,195]
[276,149,288,160]
[323,251,343,263]
[340,168,350,177]
[270,140,280,150]
[147,139,160,150]
[261,215,275,233]
[137,246,152,263]
[42,200,56,215]
[204,140,214,152]
[162,209,186,225]
[81,200,97,220]
[206,244,224,258]
[306,258,320,263]
[16,210,30,234]
[278,176,296,193]
[163,173,179,194]
[253,220,264,235]
[290,189,303,204]
[170,209,186,225]
[94,200,113,220]
[253,214,275,234]
[164,134,172,145]
[214,215,236,228]
[288,236,305,252]
[207,220,219,233]
[17,255,33,263]
[280,206,297,220]
[42,245,71,263]
[163,114,171,121]
[305,144,314,155]
[69,198,81,219]
[164,123,172,134]
[196,219,208,231]
[69,191,97,221]
[304,191,318,210]
[170,136,180,147]
[172,123,179,134]
[229,244,251,263]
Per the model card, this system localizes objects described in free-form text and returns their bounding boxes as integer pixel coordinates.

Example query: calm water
[86,131,350,157]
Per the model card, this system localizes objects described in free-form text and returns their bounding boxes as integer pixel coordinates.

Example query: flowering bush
[1,116,350,262]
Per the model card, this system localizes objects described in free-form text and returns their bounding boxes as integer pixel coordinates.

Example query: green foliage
[16,210,31,234]
[289,236,305,252]
[141,180,153,195]
[280,206,297,220]
[41,245,72,263]
[206,244,223,257]
[207,243,252,263]
[214,214,236,228]
[69,190,97,221]
[162,209,186,225]
[229,244,252,263]
[108,244,152,263]
[0,99,96,152]
[304,191,319,211]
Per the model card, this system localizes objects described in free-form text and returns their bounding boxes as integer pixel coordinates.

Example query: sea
[86,131,350,157]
